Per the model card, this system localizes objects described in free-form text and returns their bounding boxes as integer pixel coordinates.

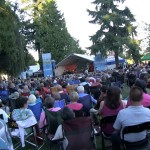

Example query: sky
[9,0,150,60]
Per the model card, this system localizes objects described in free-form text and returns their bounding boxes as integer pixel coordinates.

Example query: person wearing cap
[127,79,150,107]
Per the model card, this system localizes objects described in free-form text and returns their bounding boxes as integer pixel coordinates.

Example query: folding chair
[73,108,84,118]
[0,90,9,103]
[78,94,92,116]
[122,122,150,150]
[28,102,42,121]
[100,115,117,150]
[43,108,64,150]
[54,99,66,109]
[8,118,39,150]
[63,117,96,150]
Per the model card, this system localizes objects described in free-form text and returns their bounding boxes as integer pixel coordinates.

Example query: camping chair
[28,102,42,121]
[43,107,64,150]
[0,90,9,103]
[73,108,84,118]
[78,94,93,116]
[122,122,150,150]
[100,115,117,150]
[54,99,66,109]
[8,118,40,150]
[63,117,96,150]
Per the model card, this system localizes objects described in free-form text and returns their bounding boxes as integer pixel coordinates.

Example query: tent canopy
[141,54,150,61]
[56,53,94,67]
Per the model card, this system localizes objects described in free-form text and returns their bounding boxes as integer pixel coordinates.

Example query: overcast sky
[10,0,150,60]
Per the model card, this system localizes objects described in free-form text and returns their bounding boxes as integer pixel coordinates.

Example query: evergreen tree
[87,0,140,67]
[21,0,84,67]
[0,0,26,76]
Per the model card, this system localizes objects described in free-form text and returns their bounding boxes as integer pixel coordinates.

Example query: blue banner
[42,53,53,77]
[94,55,106,71]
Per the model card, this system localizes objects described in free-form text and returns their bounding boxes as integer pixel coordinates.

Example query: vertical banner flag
[94,54,106,71]
[42,53,53,77]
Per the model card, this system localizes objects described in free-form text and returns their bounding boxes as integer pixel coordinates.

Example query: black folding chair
[43,107,64,150]
[122,122,150,150]
[100,115,117,150]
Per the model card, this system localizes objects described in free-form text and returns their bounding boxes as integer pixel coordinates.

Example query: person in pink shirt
[127,79,150,107]
[67,91,83,117]
[39,96,61,128]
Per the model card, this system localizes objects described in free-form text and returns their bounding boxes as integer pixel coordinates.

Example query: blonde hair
[70,91,79,102]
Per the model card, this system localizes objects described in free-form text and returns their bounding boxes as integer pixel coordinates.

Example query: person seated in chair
[99,86,125,135]
[52,107,75,149]
[67,92,83,117]
[0,100,8,123]
[39,96,61,128]
[111,86,150,150]
[77,86,97,104]
[57,85,70,103]
[21,85,30,97]
[34,90,42,103]
[12,97,34,121]
[127,79,150,107]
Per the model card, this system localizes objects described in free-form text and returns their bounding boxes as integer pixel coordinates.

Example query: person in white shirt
[111,86,150,150]
[0,101,8,123]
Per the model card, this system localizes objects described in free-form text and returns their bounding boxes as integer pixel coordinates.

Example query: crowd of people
[1,63,150,149]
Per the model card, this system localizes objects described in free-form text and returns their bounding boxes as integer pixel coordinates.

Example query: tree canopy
[87,0,141,66]
[0,0,26,76]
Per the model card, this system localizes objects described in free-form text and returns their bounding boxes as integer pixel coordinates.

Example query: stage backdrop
[42,53,53,77]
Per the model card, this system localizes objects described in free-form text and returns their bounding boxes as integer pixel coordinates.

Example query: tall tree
[87,0,140,67]
[21,0,84,66]
[144,23,150,53]
[0,0,26,76]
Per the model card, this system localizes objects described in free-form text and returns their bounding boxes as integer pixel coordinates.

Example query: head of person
[61,107,75,121]
[134,79,147,93]
[16,97,28,109]
[57,85,63,91]
[77,86,84,94]
[101,85,108,96]
[28,94,36,104]
[34,90,40,98]
[53,93,61,100]
[105,86,121,109]
[23,85,29,93]
[45,96,55,109]
[129,86,143,105]
[13,92,19,99]
[69,91,79,103]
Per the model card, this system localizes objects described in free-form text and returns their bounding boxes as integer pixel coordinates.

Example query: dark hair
[16,97,28,108]
[61,107,74,121]
[134,79,147,93]
[45,96,54,108]
[101,85,108,93]
[105,86,121,109]
[129,86,143,102]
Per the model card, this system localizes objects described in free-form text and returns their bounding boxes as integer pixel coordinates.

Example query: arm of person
[90,96,97,104]
[113,111,122,132]
[99,101,104,115]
